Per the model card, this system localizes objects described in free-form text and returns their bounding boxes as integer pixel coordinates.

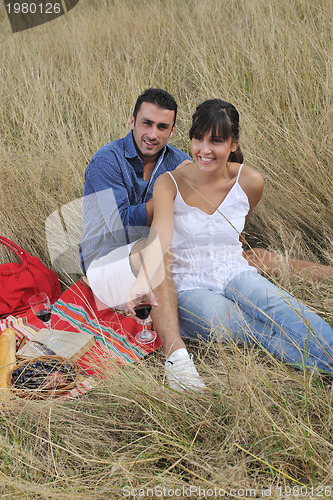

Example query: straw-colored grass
[0,0,332,497]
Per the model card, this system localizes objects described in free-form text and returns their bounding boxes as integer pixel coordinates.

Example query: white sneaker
[165,348,206,392]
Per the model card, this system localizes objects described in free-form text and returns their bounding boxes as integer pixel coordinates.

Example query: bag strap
[0,236,25,259]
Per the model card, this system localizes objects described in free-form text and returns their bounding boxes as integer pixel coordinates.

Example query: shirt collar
[124,130,169,160]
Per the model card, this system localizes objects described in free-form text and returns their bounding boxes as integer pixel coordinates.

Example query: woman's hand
[126,281,158,316]
[175,159,192,170]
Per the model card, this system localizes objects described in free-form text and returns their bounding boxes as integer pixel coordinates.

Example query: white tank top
[167,165,255,293]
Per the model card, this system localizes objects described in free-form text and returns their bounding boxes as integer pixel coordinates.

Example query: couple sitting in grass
[80,88,332,391]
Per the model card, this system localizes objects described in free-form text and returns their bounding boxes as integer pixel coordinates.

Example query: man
[80,88,205,392]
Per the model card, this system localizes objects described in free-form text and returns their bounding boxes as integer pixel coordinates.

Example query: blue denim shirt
[80,131,190,273]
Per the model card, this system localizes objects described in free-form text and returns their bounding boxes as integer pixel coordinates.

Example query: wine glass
[134,294,157,344]
[29,292,52,330]
[29,292,56,355]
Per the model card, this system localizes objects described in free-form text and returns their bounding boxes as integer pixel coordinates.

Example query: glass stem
[45,320,51,331]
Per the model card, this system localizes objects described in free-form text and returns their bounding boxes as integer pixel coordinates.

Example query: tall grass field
[0,0,332,498]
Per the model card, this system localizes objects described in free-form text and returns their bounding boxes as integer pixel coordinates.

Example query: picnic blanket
[0,278,161,400]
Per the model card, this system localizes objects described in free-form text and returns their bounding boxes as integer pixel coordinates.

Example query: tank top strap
[166,171,179,191]
[236,164,244,183]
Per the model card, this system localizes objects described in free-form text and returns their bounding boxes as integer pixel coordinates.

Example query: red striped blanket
[0,278,161,400]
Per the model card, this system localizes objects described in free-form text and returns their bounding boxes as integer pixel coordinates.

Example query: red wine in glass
[134,300,156,344]
[134,304,152,320]
[29,293,52,329]
[28,293,56,355]
[35,310,52,323]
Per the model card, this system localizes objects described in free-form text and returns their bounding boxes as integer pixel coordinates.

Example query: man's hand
[175,159,192,170]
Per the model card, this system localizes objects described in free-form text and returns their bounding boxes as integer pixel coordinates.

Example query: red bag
[0,236,61,318]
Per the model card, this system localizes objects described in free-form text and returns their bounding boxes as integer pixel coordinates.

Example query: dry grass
[1,344,333,498]
[0,0,332,497]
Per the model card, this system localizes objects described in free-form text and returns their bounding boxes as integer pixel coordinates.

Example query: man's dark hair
[133,88,177,127]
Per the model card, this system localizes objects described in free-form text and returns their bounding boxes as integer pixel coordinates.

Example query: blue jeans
[178,270,333,374]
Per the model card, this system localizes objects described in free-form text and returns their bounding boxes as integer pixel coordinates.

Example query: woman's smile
[191,134,237,172]
[198,156,215,163]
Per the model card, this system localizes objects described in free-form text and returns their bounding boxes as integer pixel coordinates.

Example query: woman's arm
[150,174,177,253]
[240,166,265,230]
[239,167,332,281]
[126,174,176,311]
[238,165,264,247]
[244,248,333,282]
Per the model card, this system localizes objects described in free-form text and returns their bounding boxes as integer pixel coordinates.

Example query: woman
[130,99,333,378]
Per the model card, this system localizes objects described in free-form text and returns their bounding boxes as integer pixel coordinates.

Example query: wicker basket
[8,356,80,399]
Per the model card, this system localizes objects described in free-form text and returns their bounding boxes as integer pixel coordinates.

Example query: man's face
[131,102,176,164]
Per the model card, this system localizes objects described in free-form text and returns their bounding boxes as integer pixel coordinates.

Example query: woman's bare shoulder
[228,162,264,183]
[169,162,194,187]
[241,164,264,183]
[153,171,177,195]
[234,163,264,189]
[236,163,264,209]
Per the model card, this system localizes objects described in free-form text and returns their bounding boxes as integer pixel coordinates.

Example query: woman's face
[191,133,238,172]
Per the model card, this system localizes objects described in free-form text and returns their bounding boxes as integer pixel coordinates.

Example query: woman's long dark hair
[189,99,244,163]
